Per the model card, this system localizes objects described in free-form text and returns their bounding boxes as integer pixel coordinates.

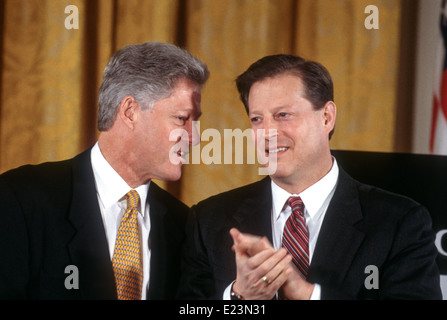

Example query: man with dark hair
[178,54,441,300]
[0,42,209,299]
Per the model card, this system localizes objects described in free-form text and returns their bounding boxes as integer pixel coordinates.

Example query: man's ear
[323,101,336,133]
[118,95,139,129]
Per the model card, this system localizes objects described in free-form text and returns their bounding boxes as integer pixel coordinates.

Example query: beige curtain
[0,0,407,206]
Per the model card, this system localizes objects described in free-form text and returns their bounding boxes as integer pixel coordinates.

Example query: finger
[233,242,249,262]
[261,251,293,287]
[245,235,272,256]
[233,232,273,257]
[239,234,273,256]
[230,228,241,253]
[251,248,289,286]
[231,228,255,260]
[233,230,262,250]
[231,228,271,257]
[230,228,258,253]
[229,228,241,244]
[246,247,277,271]
[267,264,293,292]
[235,249,291,300]
[246,258,293,300]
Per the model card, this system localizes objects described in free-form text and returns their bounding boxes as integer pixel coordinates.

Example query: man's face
[248,73,335,187]
[133,78,202,182]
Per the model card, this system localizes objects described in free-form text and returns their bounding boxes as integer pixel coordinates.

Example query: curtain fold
[293,0,401,152]
[1,0,85,169]
[0,0,405,206]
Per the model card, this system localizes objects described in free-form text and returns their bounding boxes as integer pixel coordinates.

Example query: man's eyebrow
[249,105,293,116]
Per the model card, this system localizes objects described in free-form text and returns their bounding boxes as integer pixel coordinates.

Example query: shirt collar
[91,142,150,215]
[271,158,339,221]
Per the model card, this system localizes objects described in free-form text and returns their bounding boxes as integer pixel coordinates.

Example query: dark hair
[236,54,334,111]
[235,54,334,138]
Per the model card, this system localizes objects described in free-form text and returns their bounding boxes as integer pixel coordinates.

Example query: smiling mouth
[265,147,289,155]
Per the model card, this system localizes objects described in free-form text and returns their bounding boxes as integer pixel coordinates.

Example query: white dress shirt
[271,158,339,300]
[223,158,339,300]
[90,142,151,299]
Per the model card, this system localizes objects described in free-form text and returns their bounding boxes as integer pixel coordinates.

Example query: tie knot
[126,190,140,210]
[287,196,304,216]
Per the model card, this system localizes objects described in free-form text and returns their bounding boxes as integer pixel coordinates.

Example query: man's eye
[250,117,260,123]
[275,112,290,120]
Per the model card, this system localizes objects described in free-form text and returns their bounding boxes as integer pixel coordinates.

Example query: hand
[230,228,272,255]
[230,228,314,300]
[230,228,292,300]
[281,265,314,300]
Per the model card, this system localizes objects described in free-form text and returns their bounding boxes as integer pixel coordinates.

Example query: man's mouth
[266,147,289,155]
[175,149,189,164]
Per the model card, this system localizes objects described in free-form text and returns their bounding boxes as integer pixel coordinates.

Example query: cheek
[139,118,170,143]
[299,115,324,137]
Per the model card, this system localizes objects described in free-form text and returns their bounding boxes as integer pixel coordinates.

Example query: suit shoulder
[194,177,269,210]
[351,177,430,224]
[336,167,422,212]
[0,159,73,191]
[149,182,189,212]
[0,158,77,220]
[357,181,422,209]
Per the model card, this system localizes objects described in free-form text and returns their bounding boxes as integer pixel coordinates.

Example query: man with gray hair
[0,42,209,299]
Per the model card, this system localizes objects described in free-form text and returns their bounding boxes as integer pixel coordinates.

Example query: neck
[97,132,146,189]
[272,151,334,195]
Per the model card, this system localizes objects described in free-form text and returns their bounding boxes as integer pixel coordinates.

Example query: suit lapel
[146,182,187,299]
[232,176,273,243]
[146,182,168,298]
[307,168,365,287]
[67,149,117,299]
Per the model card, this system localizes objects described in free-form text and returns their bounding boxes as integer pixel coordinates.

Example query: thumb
[230,228,242,246]
[230,228,249,260]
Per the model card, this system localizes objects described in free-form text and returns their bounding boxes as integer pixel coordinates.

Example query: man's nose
[260,118,278,141]
[189,121,200,146]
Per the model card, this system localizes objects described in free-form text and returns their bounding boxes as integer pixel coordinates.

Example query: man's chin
[167,169,183,182]
[153,166,183,183]
[268,166,291,180]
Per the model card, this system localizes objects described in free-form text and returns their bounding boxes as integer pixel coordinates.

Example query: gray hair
[97,42,209,131]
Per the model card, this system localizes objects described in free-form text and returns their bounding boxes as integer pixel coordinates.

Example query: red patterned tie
[281,196,309,278]
[112,190,143,300]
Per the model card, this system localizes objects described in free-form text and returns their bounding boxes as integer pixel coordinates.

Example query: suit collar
[232,176,273,243]
[307,167,365,286]
[271,160,339,224]
[147,182,167,297]
[146,182,183,299]
[147,182,168,219]
[90,142,150,217]
[67,148,117,299]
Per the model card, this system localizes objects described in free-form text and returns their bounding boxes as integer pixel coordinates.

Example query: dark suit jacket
[177,167,442,299]
[0,148,188,299]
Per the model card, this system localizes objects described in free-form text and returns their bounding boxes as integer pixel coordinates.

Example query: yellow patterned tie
[112,190,143,300]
